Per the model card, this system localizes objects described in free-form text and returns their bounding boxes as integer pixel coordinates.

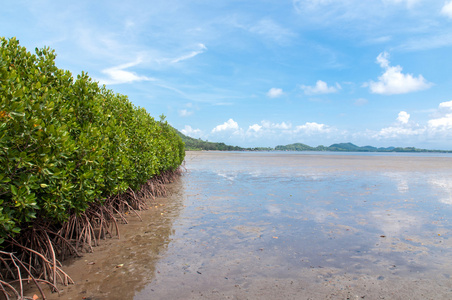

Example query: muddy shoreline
[24,180,185,300]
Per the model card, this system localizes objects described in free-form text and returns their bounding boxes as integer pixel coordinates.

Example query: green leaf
[10,185,18,195]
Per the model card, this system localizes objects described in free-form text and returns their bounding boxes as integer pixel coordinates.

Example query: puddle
[46,152,452,299]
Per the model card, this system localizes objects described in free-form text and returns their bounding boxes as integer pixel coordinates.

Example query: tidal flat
[47,151,452,299]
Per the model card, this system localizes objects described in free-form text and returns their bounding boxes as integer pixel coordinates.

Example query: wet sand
[29,181,185,300]
[34,152,452,299]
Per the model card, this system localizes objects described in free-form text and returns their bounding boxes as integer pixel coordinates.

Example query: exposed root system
[0,168,183,300]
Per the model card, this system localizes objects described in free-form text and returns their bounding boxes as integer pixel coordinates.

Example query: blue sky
[2,0,452,149]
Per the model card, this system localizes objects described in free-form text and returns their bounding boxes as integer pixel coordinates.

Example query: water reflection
[370,209,421,236]
[429,177,452,205]
[383,172,410,193]
[135,152,452,299]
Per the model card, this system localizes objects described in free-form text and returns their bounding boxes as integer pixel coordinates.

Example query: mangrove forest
[0,37,185,299]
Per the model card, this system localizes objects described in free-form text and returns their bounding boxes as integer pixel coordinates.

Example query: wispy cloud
[98,58,155,85]
[293,0,422,17]
[292,0,378,24]
[382,0,421,8]
[249,18,296,44]
[354,98,368,106]
[225,16,295,45]
[300,80,341,95]
[362,35,392,45]
[364,51,432,95]
[171,43,207,63]
[397,32,452,51]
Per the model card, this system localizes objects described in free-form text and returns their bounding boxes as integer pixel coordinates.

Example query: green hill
[275,143,314,151]
[275,142,450,153]
[175,130,246,151]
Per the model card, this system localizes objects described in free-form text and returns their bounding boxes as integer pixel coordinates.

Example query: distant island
[177,131,452,153]
[274,142,452,153]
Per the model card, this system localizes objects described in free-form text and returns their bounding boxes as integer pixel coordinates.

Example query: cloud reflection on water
[428,177,452,205]
[370,209,421,236]
[216,171,237,181]
[266,204,282,215]
[383,172,410,193]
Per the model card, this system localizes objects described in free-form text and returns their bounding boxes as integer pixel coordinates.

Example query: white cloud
[300,80,341,95]
[360,101,452,145]
[294,122,332,134]
[248,124,262,132]
[365,51,432,95]
[212,119,239,133]
[98,58,155,85]
[261,121,292,130]
[267,88,284,98]
[375,110,424,139]
[171,43,207,64]
[427,100,452,131]
[397,111,410,124]
[377,125,424,139]
[179,109,193,117]
[205,118,344,146]
[181,125,202,138]
[439,100,452,110]
[441,1,452,18]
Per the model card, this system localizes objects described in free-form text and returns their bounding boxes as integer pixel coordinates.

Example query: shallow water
[48,152,452,299]
[137,152,452,299]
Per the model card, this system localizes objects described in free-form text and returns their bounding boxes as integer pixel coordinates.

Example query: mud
[38,152,452,299]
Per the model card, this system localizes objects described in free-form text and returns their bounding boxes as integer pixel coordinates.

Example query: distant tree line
[176,131,273,151]
[275,142,452,153]
[176,132,452,153]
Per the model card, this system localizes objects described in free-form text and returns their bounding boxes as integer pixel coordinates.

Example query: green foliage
[275,143,314,151]
[0,37,185,241]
